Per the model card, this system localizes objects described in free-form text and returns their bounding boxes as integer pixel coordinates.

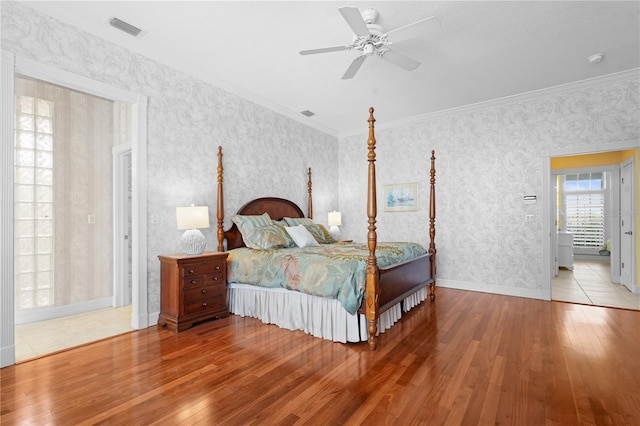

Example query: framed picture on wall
[383,183,418,212]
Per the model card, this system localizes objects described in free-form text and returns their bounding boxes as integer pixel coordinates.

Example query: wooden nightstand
[158,251,229,332]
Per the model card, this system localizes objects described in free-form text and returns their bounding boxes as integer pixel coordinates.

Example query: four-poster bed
[216,108,436,350]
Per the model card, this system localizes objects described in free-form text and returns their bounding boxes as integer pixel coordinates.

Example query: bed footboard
[357,253,433,315]
[378,254,433,313]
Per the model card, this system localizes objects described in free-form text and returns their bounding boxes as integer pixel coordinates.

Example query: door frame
[0,52,149,367]
[542,141,639,301]
[113,144,132,307]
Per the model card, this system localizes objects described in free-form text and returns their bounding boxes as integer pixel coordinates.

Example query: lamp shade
[176,206,210,230]
[328,211,342,227]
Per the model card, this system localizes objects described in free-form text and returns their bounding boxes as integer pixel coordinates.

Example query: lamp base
[181,229,206,255]
[329,225,341,240]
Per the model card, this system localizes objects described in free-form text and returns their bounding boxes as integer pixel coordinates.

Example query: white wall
[2,1,339,315]
[338,76,640,299]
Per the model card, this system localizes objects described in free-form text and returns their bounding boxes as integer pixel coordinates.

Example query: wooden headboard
[223,197,305,250]
[216,146,313,251]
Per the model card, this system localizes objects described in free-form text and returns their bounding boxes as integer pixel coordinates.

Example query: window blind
[564,192,605,249]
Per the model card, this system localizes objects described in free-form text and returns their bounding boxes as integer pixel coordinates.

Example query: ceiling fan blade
[299,46,349,55]
[341,56,366,79]
[380,49,421,71]
[386,16,438,44]
[338,7,370,37]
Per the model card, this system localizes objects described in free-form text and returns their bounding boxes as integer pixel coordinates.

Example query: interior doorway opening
[1,54,148,368]
[545,146,639,310]
[13,75,132,325]
[12,75,135,362]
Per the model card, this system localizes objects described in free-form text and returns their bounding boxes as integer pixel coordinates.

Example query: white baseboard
[0,344,16,368]
[15,297,113,325]
[147,312,159,328]
[437,279,547,301]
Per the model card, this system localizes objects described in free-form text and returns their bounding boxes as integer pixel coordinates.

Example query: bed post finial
[366,107,379,351]
[217,146,225,252]
[428,150,437,301]
[308,167,313,219]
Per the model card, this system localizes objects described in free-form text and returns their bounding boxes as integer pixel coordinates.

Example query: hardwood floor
[2,288,639,425]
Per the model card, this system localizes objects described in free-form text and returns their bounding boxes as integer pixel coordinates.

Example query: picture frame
[383,182,418,212]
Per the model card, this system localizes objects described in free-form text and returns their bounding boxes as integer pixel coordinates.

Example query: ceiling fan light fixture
[300,6,436,79]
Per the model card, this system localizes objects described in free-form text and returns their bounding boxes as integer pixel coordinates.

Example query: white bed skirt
[227,284,427,343]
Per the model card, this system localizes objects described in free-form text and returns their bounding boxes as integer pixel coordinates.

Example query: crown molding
[339,68,640,138]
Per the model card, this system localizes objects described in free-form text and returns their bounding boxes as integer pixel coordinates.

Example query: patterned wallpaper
[339,78,639,297]
[2,1,339,314]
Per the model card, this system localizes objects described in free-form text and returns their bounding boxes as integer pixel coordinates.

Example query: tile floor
[14,305,134,363]
[552,258,640,310]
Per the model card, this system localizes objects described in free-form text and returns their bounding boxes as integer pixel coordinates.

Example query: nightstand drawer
[183,283,225,304]
[181,261,224,277]
[184,295,226,315]
[182,272,224,289]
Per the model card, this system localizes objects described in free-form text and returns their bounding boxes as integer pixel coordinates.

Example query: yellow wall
[551,150,637,169]
[551,149,639,287]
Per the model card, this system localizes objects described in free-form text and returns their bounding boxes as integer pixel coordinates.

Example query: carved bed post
[217,146,225,252]
[307,167,313,219]
[365,107,379,351]
[429,150,437,301]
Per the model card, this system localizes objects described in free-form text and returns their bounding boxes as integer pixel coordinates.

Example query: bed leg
[429,282,436,302]
[367,320,378,350]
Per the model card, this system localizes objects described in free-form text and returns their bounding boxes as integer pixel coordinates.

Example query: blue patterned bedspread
[226,242,427,314]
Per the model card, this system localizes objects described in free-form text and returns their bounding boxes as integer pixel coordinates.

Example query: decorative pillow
[283,217,314,227]
[272,219,288,227]
[303,223,336,244]
[285,225,320,248]
[244,224,294,249]
[231,213,273,243]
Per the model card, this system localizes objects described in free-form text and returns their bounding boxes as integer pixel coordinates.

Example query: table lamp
[328,211,341,239]
[176,205,210,255]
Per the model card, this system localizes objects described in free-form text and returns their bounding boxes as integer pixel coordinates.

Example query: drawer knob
[215,266,220,270]
[188,269,195,274]
[201,289,207,294]
[212,276,218,281]
[201,302,208,308]
[190,280,197,285]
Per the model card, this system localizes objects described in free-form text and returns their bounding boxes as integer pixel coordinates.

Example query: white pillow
[285,225,319,248]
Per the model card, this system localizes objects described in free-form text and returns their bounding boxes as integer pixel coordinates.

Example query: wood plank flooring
[2,288,639,425]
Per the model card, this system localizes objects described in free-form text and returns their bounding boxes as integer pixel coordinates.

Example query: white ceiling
[23,1,640,136]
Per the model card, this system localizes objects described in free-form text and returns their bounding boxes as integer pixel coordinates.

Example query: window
[563,173,605,252]
[14,95,54,309]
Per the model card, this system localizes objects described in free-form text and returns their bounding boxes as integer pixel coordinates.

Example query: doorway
[0,54,149,368]
[12,75,133,362]
[544,145,639,310]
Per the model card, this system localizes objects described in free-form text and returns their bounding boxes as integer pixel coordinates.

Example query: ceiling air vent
[301,110,315,117]
[109,17,143,37]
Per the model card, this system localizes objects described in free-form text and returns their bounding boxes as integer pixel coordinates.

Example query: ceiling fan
[299,7,437,79]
